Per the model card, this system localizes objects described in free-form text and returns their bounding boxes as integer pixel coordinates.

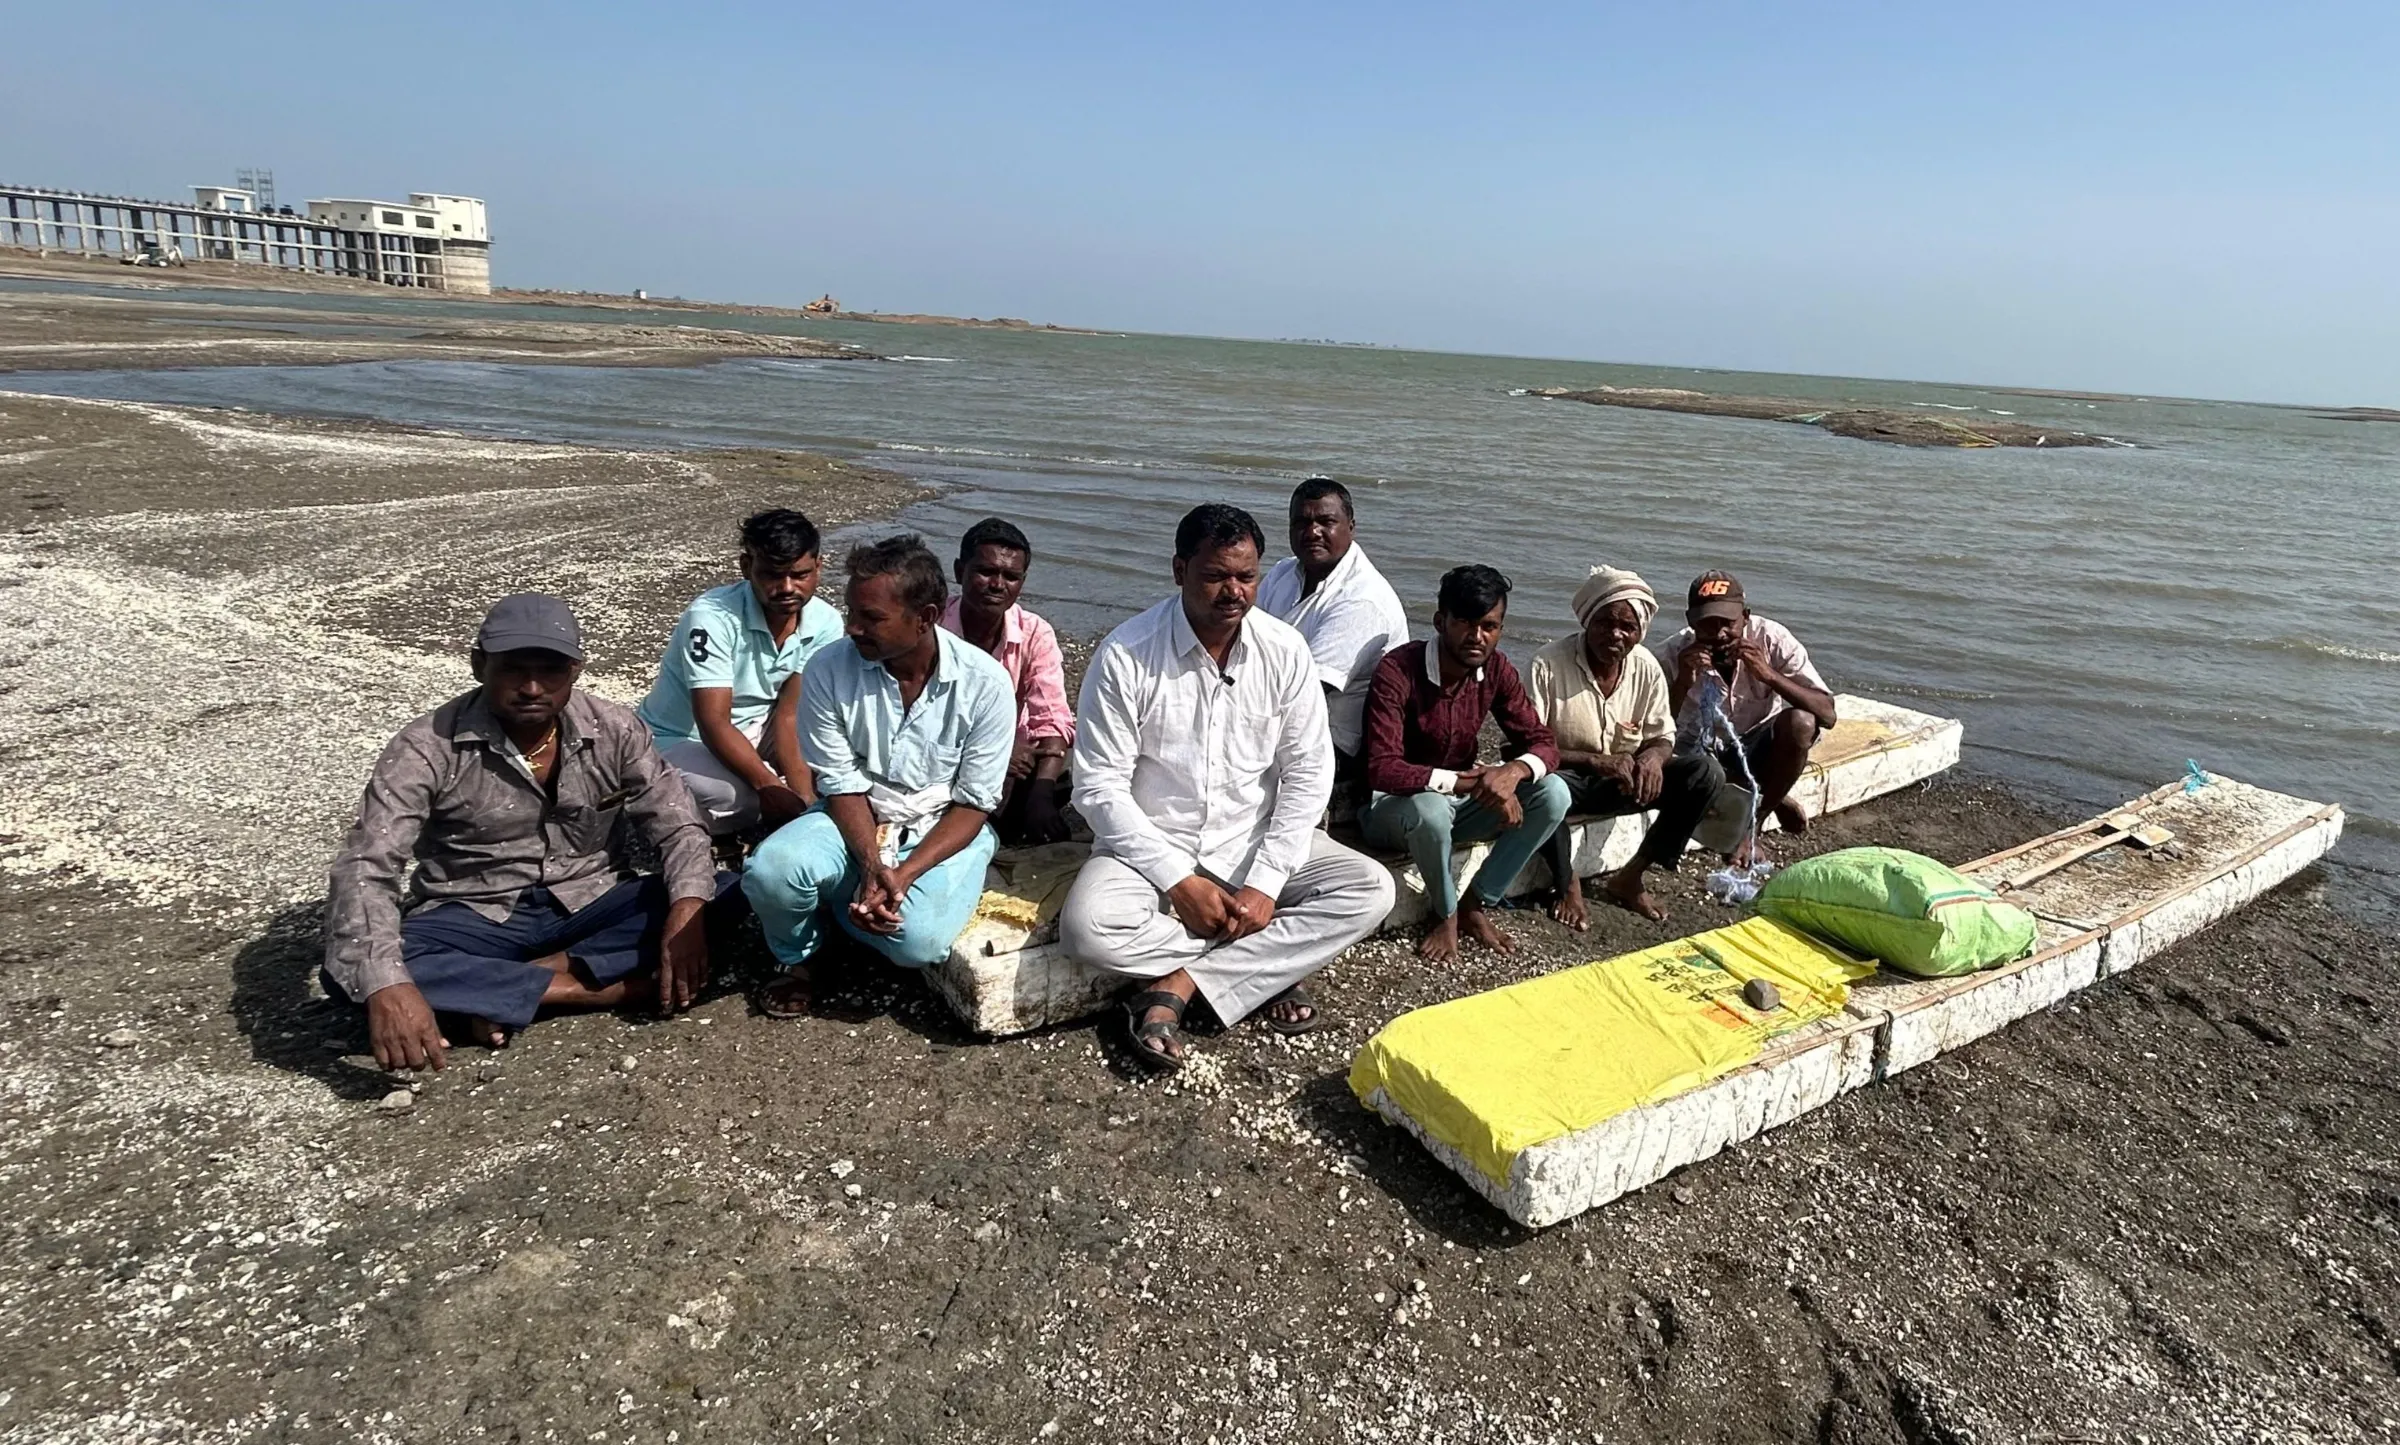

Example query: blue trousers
[326,875,729,1030]
[741,809,997,969]
[1359,773,1572,918]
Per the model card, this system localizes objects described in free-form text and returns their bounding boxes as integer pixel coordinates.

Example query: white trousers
[1059,832,1394,1024]
[661,718,768,837]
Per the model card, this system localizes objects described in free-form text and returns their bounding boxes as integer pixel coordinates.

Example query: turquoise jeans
[1358,773,1571,918]
[740,807,997,969]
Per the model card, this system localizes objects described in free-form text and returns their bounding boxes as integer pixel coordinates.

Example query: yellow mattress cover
[1350,916,1873,1186]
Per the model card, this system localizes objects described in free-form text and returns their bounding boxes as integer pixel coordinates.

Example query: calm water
[9,279,2397,912]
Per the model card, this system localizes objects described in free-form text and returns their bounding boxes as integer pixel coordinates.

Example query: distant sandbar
[1526,385,2121,449]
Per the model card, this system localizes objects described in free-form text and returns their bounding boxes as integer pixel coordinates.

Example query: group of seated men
[324,482,1833,1077]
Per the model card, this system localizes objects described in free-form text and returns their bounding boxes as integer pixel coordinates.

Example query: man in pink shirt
[941,518,1076,844]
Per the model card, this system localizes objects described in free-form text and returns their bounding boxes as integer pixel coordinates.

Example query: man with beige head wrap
[1525,566,1726,927]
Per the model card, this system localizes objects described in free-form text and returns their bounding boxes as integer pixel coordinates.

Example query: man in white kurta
[1061,504,1395,1070]
[1255,477,1410,782]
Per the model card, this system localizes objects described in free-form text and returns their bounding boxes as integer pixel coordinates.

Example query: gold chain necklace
[522,722,560,763]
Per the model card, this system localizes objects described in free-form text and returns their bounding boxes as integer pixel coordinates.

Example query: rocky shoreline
[0,376,2391,1442]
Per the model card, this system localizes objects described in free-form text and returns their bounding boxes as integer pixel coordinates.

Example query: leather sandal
[1121,988,1189,1075]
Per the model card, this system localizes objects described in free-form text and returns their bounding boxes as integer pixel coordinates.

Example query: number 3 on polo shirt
[682,620,736,689]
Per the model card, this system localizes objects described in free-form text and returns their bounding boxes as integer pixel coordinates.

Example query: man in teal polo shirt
[638,509,845,836]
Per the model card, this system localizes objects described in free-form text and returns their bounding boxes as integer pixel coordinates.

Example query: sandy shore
[1528,385,2121,449]
[0,279,871,374]
[0,383,2393,1444]
[0,249,1095,336]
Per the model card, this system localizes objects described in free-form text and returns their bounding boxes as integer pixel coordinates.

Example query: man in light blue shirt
[742,535,1016,1016]
[637,510,845,835]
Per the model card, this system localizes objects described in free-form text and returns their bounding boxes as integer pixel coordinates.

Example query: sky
[4,1,2396,402]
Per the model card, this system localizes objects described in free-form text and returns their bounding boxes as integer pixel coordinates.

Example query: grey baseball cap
[475,593,586,661]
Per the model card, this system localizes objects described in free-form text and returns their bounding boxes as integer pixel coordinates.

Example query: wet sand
[0,249,1093,336]
[0,281,870,374]
[0,383,2394,1444]
[1528,385,2120,448]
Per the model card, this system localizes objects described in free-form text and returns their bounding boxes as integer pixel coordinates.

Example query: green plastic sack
[1752,847,2038,978]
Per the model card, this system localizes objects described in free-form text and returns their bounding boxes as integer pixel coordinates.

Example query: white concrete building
[192,186,258,214]
[1,180,494,292]
[409,193,487,242]
[303,192,492,292]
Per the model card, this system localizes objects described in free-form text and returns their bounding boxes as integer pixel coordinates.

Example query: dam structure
[0,181,492,293]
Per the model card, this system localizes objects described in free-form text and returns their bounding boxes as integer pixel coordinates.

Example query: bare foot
[1602,865,1667,922]
[1730,835,1773,871]
[1458,903,1517,955]
[1417,914,1461,963]
[435,1011,511,1050]
[1773,798,1811,834]
[1551,879,1591,933]
[541,966,651,1011]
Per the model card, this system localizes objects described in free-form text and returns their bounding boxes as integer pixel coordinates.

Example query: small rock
[828,1159,856,1179]
[1742,978,1782,1012]
[972,1220,1002,1243]
[1671,1185,1697,1206]
[100,1027,139,1049]
[614,1055,639,1073]
[477,1064,503,1084]
[377,1089,416,1115]
[842,1183,863,1199]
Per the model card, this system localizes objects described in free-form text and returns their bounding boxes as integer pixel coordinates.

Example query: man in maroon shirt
[1359,565,1570,962]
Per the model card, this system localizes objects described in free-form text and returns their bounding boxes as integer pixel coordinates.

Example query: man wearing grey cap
[324,594,727,1071]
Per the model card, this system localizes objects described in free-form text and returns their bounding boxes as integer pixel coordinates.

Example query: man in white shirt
[1255,478,1410,816]
[1061,503,1396,1075]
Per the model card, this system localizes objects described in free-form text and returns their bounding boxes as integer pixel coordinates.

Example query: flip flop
[1121,988,1190,1075]
[754,968,813,1020]
[1254,984,1328,1037]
